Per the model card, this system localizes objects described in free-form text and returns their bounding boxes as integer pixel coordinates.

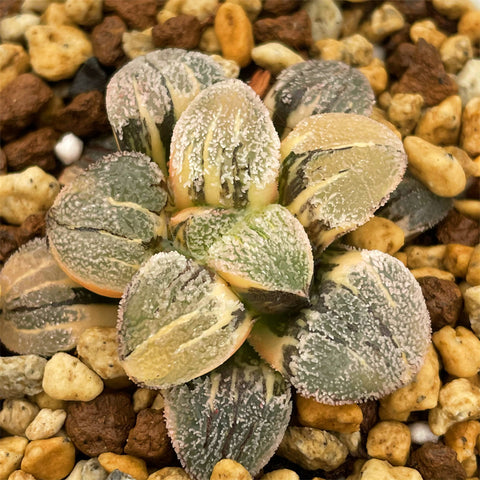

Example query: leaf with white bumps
[169,79,281,210]
[264,60,375,138]
[47,152,169,297]
[106,49,225,176]
[171,204,314,314]
[279,113,407,256]
[249,247,431,405]
[118,251,253,389]
[163,344,292,480]
[0,238,118,356]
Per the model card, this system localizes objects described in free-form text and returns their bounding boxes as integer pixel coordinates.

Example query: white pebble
[54,133,84,165]
[409,421,439,445]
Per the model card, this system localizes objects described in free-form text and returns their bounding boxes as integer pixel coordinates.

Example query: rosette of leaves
[163,344,292,480]
[118,250,253,389]
[376,171,453,241]
[248,247,431,405]
[0,238,118,356]
[170,204,314,314]
[279,113,407,256]
[47,151,169,298]
[263,60,375,138]
[106,49,225,177]
[169,79,281,210]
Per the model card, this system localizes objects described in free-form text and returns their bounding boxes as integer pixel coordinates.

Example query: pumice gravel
[0,1,480,480]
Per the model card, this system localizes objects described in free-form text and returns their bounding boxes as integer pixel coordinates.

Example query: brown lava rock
[0,148,6,174]
[392,39,458,106]
[0,214,46,263]
[3,128,59,172]
[262,0,303,17]
[124,408,176,465]
[0,74,53,142]
[92,15,127,68]
[436,209,480,246]
[389,0,428,22]
[254,9,312,51]
[54,90,110,138]
[386,42,416,78]
[0,0,21,19]
[152,15,202,50]
[65,390,136,457]
[417,276,463,331]
[104,0,157,30]
[409,442,467,480]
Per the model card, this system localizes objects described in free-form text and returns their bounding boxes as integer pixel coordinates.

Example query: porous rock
[3,128,59,172]
[91,15,127,67]
[0,354,46,399]
[436,209,480,246]
[152,15,202,50]
[124,408,176,465]
[53,90,110,137]
[254,10,312,51]
[0,73,53,142]
[104,0,157,30]
[408,442,467,480]
[417,276,463,330]
[65,390,136,457]
[392,39,458,106]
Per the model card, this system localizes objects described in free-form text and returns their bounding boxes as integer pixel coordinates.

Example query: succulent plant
[0,238,118,356]
[118,250,253,389]
[47,151,169,298]
[263,60,375,138]
[169,79,281,210]
[106,48,225,177]
[376,171,453,241]
[171,204,314,314]
[279,113,407,256]
[162,344,292,480]
[248,247,431,405]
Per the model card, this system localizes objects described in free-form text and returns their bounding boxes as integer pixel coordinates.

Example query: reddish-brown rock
[436,209,480,246]
[389,0,428,22]
[0,0,21,19]
[0,214,46,263]
[92,15,127,68]
[0,149,6,174]
[152,15,202,50]
[386,42,417,78]
[409,442,467,480]
[104,0,157,30]
[124,408,176,465]
[392,39,458,106]
[3,128,59,172]
[417,276,463,331]
[65,390,136,457]
[0,74,53,142]
[254,10,312,51]
[262,0,303,17]
[53,90,110,138]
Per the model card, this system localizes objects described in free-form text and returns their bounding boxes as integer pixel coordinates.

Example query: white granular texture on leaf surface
[170,79,281,207]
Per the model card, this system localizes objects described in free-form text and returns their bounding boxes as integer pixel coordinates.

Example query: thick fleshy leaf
[171,204,314,314]
[106,49,225,176]
[249,248,431,405]
[47,152,169,297]
[377,171,453,241]
[163,344,292,480]
[169,79,280,210]
[118,251,253,388]
[279,113,407,256]
[264,60,375,138]
[0,238,118,356]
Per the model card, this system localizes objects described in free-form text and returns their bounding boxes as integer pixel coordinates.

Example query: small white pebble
[54,133,84,165]
[409,421,439,445]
